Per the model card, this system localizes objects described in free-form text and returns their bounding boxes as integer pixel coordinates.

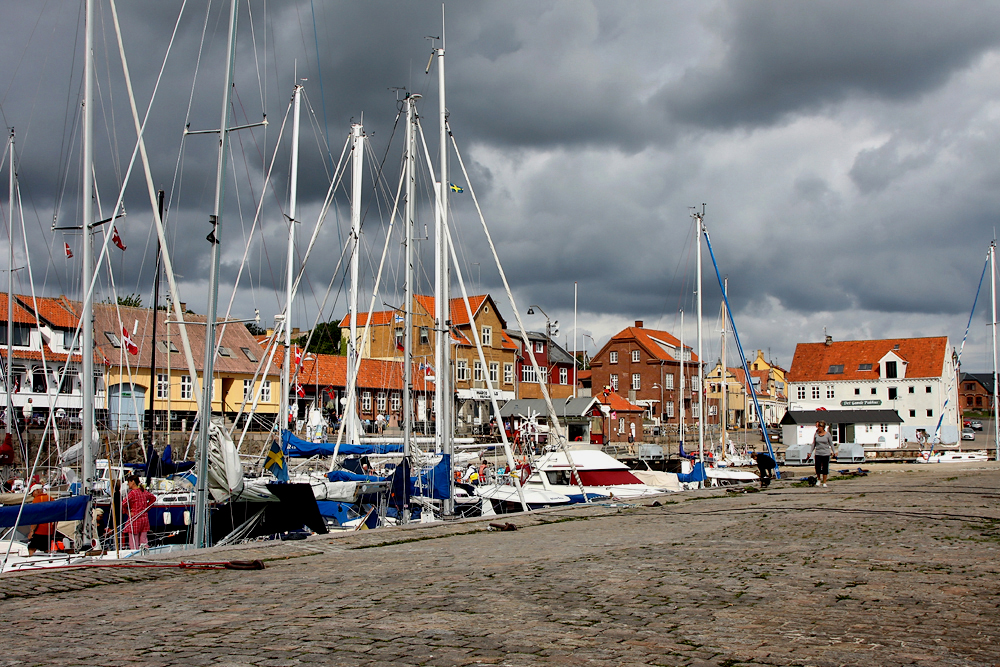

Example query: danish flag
[112,227,126,251]
[64,243,73,258]
[294,346,302,368]
[121,325,139,355]
[296,383,305,398]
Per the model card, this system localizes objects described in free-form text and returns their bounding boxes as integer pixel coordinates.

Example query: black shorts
[28,533,53,552]
[814,455,831,476]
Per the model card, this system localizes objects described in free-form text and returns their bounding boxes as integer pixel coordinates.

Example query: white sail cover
[207,417,245,502]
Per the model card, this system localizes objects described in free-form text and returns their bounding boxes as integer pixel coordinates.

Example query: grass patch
[836,594,853,601]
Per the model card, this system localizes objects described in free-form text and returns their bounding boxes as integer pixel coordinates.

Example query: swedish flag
[449,182,464,194]
[265,439,289,482]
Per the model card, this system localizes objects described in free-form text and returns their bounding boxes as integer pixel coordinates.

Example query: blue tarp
[283,430,405,457]
[677,462,707,483]
[326,470,384,483]
[324,453,452,501]
[0,495,89,528]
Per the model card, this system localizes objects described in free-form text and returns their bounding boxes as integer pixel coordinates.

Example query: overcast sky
[3,0,1000,373]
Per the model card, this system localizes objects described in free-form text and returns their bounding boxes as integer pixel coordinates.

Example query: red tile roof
[337,310,399,328]
[17,294,79,329]
[595,391,644,412]
[413,294,490,327]
[294,352,433,392]
[602,326,698,363]
[788,337,949,382]
[0,347,83,363]
[0,293,39,325]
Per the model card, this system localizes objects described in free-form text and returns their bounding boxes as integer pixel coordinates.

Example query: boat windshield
[547,469,643,486]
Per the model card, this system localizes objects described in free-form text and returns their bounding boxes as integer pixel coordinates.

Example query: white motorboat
[914,449,989,463]
[522,449,675,503]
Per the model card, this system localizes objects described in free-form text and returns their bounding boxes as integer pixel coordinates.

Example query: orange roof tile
[292,351,433,392]
[413,294,494,327]
[603,326,698,363]
[595,391,644,412]
[337,310,399,328]
[788,337,949,382]
[16,294,79,329]
[0,293,39,325]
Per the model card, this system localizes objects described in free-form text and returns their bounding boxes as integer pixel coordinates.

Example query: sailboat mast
[81,0,96,533]
[434,29,453,516]
[347,123,363,447]
[992,241,999,461]
[194,0,238,549]
[721,278,727,456]
[695,211,705,486]
[6,129,13,439]
[403,94,418,465]
[679,310,684,451]
[147,190,164,450]
[281,84,303,435]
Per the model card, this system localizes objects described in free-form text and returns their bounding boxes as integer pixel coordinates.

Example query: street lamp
[526,305,558,340]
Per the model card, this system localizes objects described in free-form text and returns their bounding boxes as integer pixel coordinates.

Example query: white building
[787,336,959,445]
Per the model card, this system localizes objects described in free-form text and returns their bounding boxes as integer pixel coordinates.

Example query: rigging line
[300,89,335,182]
[309,0,333,176]
[52,1,84,223]
[357,107,404,237]
[96,1,125,190]
[221,98,292,322]
[53,71,85,231]
[245,0,265,112]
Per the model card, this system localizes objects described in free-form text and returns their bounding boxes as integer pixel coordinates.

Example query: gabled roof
[788,337,949,382]
[337,310,399,328]
[0,293,40,325]
[961,372,995,394]
[16,294,79,329]
[504,329,575,364]
[413,294,493,328]
[595,390,645,413]
[595,325,697,364]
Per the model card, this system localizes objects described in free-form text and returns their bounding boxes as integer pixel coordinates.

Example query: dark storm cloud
[660,0,1000,129]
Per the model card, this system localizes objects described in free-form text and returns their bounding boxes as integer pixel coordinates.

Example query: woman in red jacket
[123,475,156,549]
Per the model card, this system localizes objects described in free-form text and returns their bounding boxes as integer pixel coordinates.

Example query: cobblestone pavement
[1,462,999,666]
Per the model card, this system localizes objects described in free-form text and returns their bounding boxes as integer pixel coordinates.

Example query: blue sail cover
[282,430,405,458]
[324,453,452,500]
[677,462,707,483]
[0,495,89,528]
[326,470,385,483]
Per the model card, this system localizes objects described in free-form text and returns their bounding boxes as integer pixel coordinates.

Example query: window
[709,405,718,416]
[62,329,79,350]
[180,375,192,399]
[967,396,974,407]
[885,361,897,379]
[888,387,897,400]
[481,326,492,347]
[665,401,674,418]
[157,374,169,399]
[503,363,513,384]
[390,392,401,412]
[241,347,257,362]
[243,379,253,401]
[976,396,983,407]
[456,360,469,381]
[664,374,674,390]
[488,362,499,384]
[59,369,75,394]
[419,327,430,345]
[0,324,30,347]
[908,386,915,394]
[881,423,888,433]
[811,386,820,399]
[925,386,932,393]
[610,351,618,364]
[156,341,180,354]
[871,388,877,395]
[692,402,700,417]
[522,365,537,383]
[909,409,916,417]
[104,331,121,348]
[854,387,860,395]
[632,373,641,390]
[828,364,844,374]
[926,409,933,417]
[826,385,835,399]
[535,341,544,354]
[394,327,403,350]
[618,417,625,433]
[610,374,619,391]
[858,363,872,371]
[797,386,806,400]
[631,350,640,363]
[560,368,568,385]
[31,367,46,393]
[362,391,372,412]
[540,367,548,384]
[377,392,387,412]
[474,361,483,382]
[261,381,271,402]
[218,346,232,357]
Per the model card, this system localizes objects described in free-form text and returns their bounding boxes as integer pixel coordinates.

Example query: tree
[297,321,342,355]
[103,293,142,308]
[245,321,266,336]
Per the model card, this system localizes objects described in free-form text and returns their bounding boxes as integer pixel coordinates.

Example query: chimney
[179,302,187,313]
[635,320,643,328]
[825,335,833,346]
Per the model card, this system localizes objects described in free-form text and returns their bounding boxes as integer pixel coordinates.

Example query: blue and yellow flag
[265,439,289,482]
[448,182,464,194]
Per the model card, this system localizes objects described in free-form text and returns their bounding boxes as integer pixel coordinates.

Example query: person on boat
[26,484,55,555]
[807,421,836,488]
[123,475,156,549]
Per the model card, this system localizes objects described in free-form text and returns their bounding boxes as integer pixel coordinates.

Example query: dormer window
[885,361,898,379]
[104,331,121,348]
[827,364,844,374]
[858,363,872,371]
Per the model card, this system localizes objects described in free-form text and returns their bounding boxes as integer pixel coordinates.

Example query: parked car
[962,428,976,441]
[970,420,983,431]
[963,419,971,428]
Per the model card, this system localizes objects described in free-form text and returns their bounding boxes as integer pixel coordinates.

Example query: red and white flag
[64,242,73,258]
[294,346,302,368]
[112,227,126,251]
[121,325,139,355]
[296,383,305,398]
